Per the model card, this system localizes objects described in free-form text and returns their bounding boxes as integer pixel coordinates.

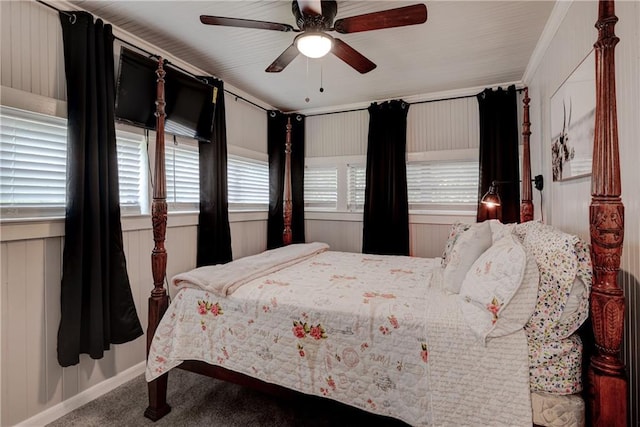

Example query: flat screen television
[115,47,216,142]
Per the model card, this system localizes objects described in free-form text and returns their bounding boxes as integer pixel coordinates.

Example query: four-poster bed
[144,1,627,425]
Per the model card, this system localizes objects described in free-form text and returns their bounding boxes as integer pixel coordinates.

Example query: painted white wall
[525,2,640,424]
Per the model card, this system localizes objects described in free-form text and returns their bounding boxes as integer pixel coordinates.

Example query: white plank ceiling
[70,1,555,113]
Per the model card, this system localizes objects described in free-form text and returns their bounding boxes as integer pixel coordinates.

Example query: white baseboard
[15,361,146,427]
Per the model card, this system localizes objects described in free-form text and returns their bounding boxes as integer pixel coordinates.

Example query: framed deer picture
[550,49,595,181]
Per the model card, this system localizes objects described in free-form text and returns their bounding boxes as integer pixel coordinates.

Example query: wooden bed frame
[144,1,627,425]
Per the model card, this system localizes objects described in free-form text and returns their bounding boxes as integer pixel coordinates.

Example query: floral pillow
[458,233,537,342]
[443,221,492,294]
[515,221,592,341]
[441,222,472,267]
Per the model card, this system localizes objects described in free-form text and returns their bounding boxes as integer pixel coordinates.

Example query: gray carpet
[47,368,409,426]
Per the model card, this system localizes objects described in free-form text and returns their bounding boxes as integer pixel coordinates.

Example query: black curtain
[197,78,232,266]
[476,85,520,223]
[362,100,410,256]
[267,111,305,249]
[57,11,142,367]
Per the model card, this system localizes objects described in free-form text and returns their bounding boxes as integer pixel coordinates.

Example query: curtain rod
[305,87,525,117]
[35,0,268,113]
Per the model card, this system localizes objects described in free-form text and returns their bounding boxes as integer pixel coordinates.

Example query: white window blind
[304,166,337,209]
[116,132,146,214]
[165,141,199,210]
[227,155,268,211]
[407,160,479,210]
[1,106,148,218]
[347,164,366,211]
[0,107,67,217]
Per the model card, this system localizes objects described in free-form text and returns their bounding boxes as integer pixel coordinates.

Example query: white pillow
[443,221,492,293]
[458,233,537,342]
[441,222,472,267]
[487,219,516,243]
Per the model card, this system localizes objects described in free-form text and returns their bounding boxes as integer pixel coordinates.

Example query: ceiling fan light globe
[295,33,333,58]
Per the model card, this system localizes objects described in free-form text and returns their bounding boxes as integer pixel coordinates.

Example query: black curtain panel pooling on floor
[57,11,142,367]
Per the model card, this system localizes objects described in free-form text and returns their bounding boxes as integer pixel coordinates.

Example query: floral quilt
[146,249,532,426]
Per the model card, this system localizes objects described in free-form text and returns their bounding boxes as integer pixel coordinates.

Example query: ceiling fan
[199,1,428,74]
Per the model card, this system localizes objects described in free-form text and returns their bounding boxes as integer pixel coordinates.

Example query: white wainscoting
[305,216,463,259]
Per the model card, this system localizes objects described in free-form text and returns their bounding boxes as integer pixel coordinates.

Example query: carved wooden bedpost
[520,88,533,223]
[144,57,171,421]
[588,1,627,426]
[282,116,293,246]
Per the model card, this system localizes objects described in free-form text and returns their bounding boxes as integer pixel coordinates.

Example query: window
[0,106,67,217]
[227,155,269,211]
[165,140,199,210]
[117,131,147,214]
[302,153,478,215]
[0,106,147,218]
[347,164,366,211]
[304,166,337,209]
[406,160,479,211]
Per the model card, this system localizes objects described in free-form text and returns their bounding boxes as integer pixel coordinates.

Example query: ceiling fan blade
[200,15,296,32]
[331,38,376,74]
[333,4,427,34]
[265,44,300,73]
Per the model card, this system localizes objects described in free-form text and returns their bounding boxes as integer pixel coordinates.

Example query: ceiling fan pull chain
[305,56,310,103]
[319,63,324,93]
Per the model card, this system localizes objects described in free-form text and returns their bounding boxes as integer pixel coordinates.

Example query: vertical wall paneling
[165,226,198,279]
[305,220,363,254]
[44,238,63,410]
[230,221,268,260]
[9,1,23,91]
[410,223,452,259]
[305,110,369,157]
[117,231,145,373]
[407,97,480,153]
[0,0,66,100]
[25,240,46,416]
[136,229,155,333]
[20,0,32,94]
[0,242,6,426]
[225,93,268,155]
[5,241,28,425]
[0,1,11,88]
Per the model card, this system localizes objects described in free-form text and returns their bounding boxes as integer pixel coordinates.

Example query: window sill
[0,209,472,242]
[304,210,475,224]
[0,210,270,242]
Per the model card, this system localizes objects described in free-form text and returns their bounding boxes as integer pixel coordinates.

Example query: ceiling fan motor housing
[292,0,338,31]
